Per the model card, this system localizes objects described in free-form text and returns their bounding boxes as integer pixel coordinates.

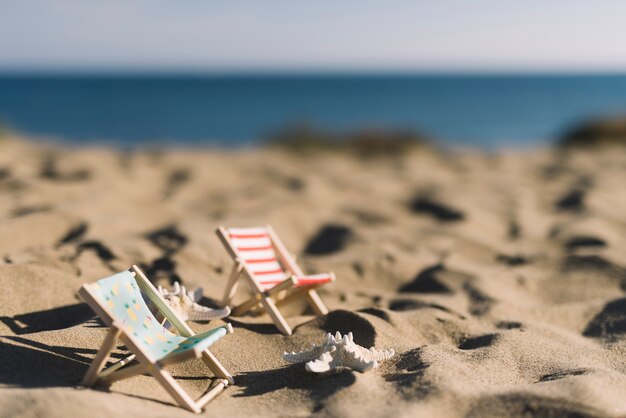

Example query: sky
[1,0,626,72]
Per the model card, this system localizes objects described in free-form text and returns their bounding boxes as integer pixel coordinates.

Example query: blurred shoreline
[2,73,626,149]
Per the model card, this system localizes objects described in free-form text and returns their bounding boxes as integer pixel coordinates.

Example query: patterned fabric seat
[91,271,228,361]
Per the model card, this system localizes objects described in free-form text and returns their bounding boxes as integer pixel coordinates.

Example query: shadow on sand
[0,335,98,387]
[235,363,355,412]
[0,303,95,335]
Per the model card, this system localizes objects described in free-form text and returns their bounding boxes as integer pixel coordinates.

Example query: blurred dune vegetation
[263,122,430,157]
[3,114,626,151]
[266,115,626,155]
[560,115,626,148]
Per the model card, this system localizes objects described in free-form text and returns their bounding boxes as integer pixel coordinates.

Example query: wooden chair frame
[78,265,234,414]
[216,225,335,335]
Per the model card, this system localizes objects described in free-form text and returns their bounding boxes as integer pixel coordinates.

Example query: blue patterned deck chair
[78,265,234,413]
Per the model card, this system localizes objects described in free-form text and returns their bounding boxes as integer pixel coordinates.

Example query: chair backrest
[89,270,183,360]
[222,227,290,289]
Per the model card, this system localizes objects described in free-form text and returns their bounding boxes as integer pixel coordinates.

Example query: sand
[0,135,625,418]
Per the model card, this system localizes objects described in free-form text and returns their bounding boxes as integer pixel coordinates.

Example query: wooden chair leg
[196,379,228,409]
[305,289,329,316]
[97,354,136,381]
[151,365,201,414]
[231,294,261,316]
[100,362,151,386]
[81,326,121,387]
[201,349,234,385]
[259,296,292,335]
[221,262,243,307]
[275,286,309,308]
[232,277,296,316]
[269,276,298,296]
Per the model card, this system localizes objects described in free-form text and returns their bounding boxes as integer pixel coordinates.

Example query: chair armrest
[268,275,298,296]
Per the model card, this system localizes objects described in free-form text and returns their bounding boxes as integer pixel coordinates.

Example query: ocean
[1,73,626,148]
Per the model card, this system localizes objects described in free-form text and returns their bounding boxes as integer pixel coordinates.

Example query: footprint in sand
[561,255,625,280]
[304,224,354,255]
[358,307,392,323]
[11,205,52,218]
[162,168,191,200]
[583,298,626,340]
[347,208,389,226]
[538,368,591,382]
[384,348,433,400]
[0,167,11,180]
[140,255,183,285]
[408,194,465,222]
[140,224,189,284]
[144,224,188,254]
[39,155,91,182]
[56,222,89,248]
[54,222,117,271]
[496,321,523,330]
[297,309,377,348]
[399,263,472,294]
[564,236,607,251]
[466,393,605,418]
[458,333,499,350]
[555,187,586,212]
[75,241,116,263]
[496,254,533,267]
[388,299,466,319]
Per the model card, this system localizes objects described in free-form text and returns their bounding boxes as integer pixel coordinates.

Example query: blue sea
[1,73,626,148]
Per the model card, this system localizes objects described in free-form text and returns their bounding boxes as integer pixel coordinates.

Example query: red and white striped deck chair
[216,225,336,335]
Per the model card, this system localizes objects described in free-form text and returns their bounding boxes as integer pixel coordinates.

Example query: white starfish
[283,332,395,373]
[160,281,203,302]
[283,331,342,363]
[158,281,231,321]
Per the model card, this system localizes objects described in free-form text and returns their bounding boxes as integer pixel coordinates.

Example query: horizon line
[3,67,626,77]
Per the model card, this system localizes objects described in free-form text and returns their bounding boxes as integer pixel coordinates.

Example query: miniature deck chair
[216,226,336,335]
[78,265,234,414]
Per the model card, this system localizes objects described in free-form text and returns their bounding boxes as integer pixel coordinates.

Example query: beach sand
[1,135,625,418]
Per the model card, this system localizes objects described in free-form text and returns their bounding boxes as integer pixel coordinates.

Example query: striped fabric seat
[228,227,333,290]
[218,224,335,335]
[264,273,334,289]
